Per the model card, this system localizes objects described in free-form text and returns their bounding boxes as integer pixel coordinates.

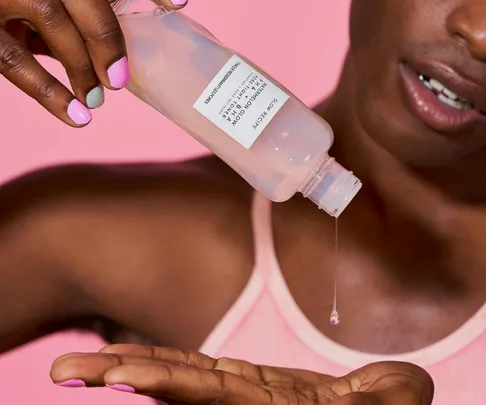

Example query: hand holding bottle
[0,0,186,126]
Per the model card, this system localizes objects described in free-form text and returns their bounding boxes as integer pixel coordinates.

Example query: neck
[280,54,486,298]
[310,55,486,293]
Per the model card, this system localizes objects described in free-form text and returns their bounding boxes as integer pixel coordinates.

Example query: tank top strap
[251,191,277,280]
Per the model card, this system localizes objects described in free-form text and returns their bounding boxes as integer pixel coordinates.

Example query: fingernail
[86,85,105,109]
[67,99,92,125]
[56,379,86,388]
[107,57,130,89]
[170,0,188,5]
[106,384,136,393]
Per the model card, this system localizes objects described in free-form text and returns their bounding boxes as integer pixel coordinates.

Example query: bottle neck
[300,155,362,218]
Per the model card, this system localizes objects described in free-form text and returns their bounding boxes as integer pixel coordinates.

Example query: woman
[2,0,486,404]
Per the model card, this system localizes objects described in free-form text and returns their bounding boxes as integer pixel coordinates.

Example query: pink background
[0,1,350,404]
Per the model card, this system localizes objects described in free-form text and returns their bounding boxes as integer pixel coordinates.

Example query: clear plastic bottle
[112,0,362,217]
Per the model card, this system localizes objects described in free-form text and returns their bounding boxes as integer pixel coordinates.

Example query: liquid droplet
[329,218,340,326]
[330,310,340,325]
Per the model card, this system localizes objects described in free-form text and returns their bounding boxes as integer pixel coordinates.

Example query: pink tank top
[199,192,486,405]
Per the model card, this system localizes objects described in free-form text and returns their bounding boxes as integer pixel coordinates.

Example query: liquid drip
[329,310,340,325]
[329,218,340,326]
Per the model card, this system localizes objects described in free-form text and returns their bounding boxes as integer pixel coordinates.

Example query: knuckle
[322,377,353,399]
[35,75,57,101]
[84,19,123,45]
[65,58,94,78]
[31,0,61,23]
[0,42,27,71]
[186,350,200,365]
[214,357,239,368]
[211,368,227,387]
[146,345,157,359]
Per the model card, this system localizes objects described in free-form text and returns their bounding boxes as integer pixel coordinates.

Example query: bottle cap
[307,159,361,217]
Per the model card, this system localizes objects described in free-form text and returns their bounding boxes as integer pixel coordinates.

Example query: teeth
[422,80,433,90]
[417,72,473,110]
[437,94,471,110]
[443,87,459,100]
[430,79,445,92]
[438,94,462,109]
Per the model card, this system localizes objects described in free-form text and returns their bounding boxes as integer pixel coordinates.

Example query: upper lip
[406,58,486,113]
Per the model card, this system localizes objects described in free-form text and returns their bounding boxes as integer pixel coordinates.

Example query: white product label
[193,55,289,149]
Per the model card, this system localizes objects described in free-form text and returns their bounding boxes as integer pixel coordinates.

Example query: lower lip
[399,63,479,133]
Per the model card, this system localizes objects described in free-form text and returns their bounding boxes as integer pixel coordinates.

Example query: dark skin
[50,345,433,405]
[0,0,184,126]
[4,0,486,403]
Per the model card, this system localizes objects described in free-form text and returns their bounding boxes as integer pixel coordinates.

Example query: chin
[354,67,486,168]
[354,99,476,167]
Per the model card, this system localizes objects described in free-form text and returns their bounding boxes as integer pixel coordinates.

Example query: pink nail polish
[56,379,86,388]
[107,57,130,89]
[67,99,92,125]
[106,384,136,393]
[170,0,188,5]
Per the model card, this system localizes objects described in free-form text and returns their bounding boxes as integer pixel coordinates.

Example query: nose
[447,1,486,60]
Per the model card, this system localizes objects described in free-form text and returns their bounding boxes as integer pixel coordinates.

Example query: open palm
[51,344,434,405]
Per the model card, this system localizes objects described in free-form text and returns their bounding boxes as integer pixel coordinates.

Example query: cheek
[349,0,449,57]
[349,0,406,50]
[348,1,412,133]
[348,2,402,91]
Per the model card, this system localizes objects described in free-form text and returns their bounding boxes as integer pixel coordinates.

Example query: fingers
[101,345,283,386]
[105,363,227,402]
[156,0,189,9]
[0,28,92,126]
[22,0,103,108]
[5,20,52,56]
[0,0,130,124]
[105,363,272,405]
[100,344,217,369]
[51,352,158,385]
[51,352,273,405]
[101,344,327,386]
[2,0,191,126]
[61,0,129,91]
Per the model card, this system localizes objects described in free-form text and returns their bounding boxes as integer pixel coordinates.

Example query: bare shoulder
[1,153,256,274]
[1,154,252,225]
[0,156,256,347]
[2,154,250,203]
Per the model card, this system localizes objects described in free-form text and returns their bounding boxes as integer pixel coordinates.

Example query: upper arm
[0,157,254,350]
[0,172,93,352]
[58,158,254,346]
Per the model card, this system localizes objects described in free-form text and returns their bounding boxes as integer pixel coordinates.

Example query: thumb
[346,362,434,405]
[111,0,188,15]
[330,392,380,405]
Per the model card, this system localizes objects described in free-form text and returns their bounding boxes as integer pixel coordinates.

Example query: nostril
[452,32,467,43]
[447,6,486,60]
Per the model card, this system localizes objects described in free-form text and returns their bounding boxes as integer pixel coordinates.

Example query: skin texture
[2,0,486,403]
